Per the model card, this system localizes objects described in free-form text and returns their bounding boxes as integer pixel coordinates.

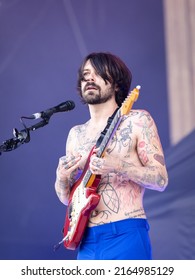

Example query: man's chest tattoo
[107,120,134,155]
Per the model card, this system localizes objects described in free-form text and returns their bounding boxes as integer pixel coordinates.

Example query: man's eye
[81,72,88,80]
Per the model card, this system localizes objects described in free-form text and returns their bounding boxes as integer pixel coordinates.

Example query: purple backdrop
[2,0,191,260]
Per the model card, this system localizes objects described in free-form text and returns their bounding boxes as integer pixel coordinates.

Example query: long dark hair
[77,52,132,107]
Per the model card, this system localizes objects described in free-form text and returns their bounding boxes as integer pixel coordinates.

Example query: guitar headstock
[120,85,141,116]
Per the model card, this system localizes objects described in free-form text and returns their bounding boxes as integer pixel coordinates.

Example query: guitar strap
[96,107,119,148]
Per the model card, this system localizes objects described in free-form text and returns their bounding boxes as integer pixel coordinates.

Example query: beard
[81,82,114,105]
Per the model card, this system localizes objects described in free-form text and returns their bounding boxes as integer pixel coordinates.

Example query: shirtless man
[55,52,168,260]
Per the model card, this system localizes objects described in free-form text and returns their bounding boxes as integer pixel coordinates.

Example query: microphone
[27,100,75,120]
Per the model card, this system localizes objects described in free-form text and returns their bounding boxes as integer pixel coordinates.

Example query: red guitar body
[63,148,101,250]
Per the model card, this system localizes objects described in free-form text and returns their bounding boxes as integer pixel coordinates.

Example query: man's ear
[114,83,119,92]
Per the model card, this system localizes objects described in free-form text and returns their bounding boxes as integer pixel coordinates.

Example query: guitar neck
[82,108,122,187]
[97,109,122,158]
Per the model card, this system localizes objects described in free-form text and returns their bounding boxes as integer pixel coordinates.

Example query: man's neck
[88,101,118,126]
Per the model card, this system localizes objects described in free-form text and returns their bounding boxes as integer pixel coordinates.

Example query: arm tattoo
[154,154,165,166]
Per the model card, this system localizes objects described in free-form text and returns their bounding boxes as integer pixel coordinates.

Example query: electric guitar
[63,85,140,250]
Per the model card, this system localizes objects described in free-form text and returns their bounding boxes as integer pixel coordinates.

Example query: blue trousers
[77,218,152,260]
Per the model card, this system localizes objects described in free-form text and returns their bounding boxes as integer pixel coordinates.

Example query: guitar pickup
[68,203,72,219]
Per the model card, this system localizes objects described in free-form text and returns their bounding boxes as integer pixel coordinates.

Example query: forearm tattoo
[56,170,77,201]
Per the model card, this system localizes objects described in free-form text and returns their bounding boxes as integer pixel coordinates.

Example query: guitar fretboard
[82,109,122,187]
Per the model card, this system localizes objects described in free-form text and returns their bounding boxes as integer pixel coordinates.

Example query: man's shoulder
[128,109,152,118]
[121,109,154,127]
[70,120,90,133]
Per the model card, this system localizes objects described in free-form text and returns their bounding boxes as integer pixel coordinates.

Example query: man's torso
[71,110,146,226]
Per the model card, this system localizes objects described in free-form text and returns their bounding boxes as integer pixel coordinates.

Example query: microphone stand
[0,117,50,156]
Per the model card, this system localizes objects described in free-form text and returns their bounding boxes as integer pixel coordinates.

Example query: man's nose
[86,72,96,82]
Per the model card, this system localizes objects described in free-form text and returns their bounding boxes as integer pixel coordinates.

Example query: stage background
[0,0,194,260]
